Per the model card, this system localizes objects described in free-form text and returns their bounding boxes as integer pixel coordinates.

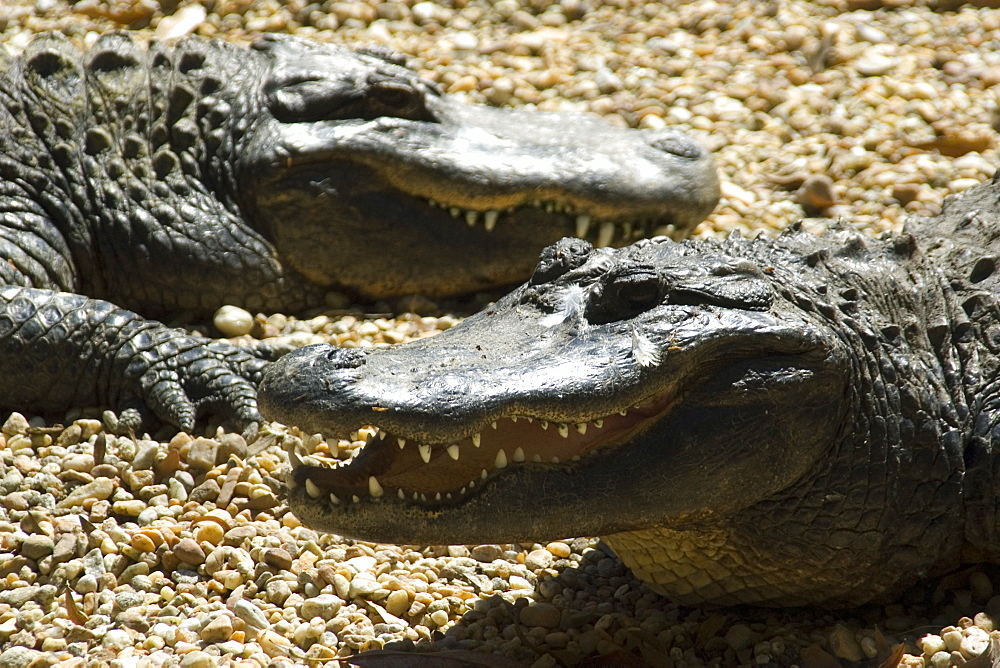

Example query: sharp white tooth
[329,493,340,505]
[495,449,508,469]
[484,210,498,231]
[597,222,615,247]
[540,420,549,430]
[377,429,386,440]
[446,492,452,500]
[619,409,628,416]
[397,438,406,449]
[594,419,604,428]
[468,480,475,489]
[471,433,481,447]
[532,454,542,463]
[525,417,533,423]
[551,456,560,463]
[352,494,361,503]
[491,421,498,430]
[513,447,525,462]
[435,492,442,501]
[466,210,478,227]
[368,476,384,498]
[412,492,419,500]
[576,423,587,435]
[460,486,466,495]
[575,214,591,238]
[447,444,461,460]
[623,222,634,238]
[305,478,322,499]
[419,444,432,463]
[420,493,427,501]
[397,488,405,500]
[481,469,488,480]
[511,416,518,423]
[557,423,569,438]
[450,207,461,218]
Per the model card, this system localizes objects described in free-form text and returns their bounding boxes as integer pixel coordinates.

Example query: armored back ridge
[0,33,717,432]
[260,174,1000,606]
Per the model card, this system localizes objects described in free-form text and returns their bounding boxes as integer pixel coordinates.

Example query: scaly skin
[259,174,1000,606]
[0,32,718,431]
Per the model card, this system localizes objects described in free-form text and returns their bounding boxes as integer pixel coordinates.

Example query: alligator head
[241,35,720,299]
[260,236,849,572]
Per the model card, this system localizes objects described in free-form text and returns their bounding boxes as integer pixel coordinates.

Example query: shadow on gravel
[346,551,1000,668]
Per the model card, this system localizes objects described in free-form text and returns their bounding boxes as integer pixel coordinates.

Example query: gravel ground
[2,0,1000,666]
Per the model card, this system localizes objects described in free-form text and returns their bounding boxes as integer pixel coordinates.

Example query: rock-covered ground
[2,0,1000,666]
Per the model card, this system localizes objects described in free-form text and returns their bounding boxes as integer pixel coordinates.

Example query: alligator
[259,173,1000,607]
[0,31,718,432]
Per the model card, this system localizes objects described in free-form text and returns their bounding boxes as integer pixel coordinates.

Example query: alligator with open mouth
[260,174,1000,606]
[0,32,717,431]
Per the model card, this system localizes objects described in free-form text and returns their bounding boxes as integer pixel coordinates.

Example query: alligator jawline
[291,387,678,507]
[424,197,679,244]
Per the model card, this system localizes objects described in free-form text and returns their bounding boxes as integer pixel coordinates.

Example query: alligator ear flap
[671,262,774,310]
[265,72,359,123]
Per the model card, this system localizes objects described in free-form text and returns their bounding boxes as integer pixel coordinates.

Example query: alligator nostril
[531,237,594,285]
[324,346,368,368]
[646,130,704,160]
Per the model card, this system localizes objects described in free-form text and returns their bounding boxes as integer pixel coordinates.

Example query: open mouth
[424,197,681,246]
[288,386,680,508]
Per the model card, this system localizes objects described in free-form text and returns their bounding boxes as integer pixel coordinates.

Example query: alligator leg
[0,286,280,433]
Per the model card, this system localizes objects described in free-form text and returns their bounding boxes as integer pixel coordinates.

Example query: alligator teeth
[512,447,525,462]
[484,210,498,232]
[412,492,419,500]
[352,494,361,503]
[594,419,604,428]
[623,222,634,238]
[471,433,481,447]
[329,493,340,505]
[368,476,384,498]
[420,493,427,502]
[450,207,461,218]
[575,423,587,435]
[465,210,477,227]
[418,444,432,463]
[481,469,488,480]
[557,423,569,438]
[396,488,405,500]
[491,421,498,430]
[468,480,475,489]
[540,420,549,430]
[597,222,615,248]
[532,454,542,462]
[447,444,461,460]
[397,438,406,449]
[436,492,442,501]
[511,416,518,423]
[576,214,591,238]
[460,486,466,495]
[619,409,628,416]
[377,429,386,440]
[551,456,560,463]
[495,449,508,469]
[305,478,321,499]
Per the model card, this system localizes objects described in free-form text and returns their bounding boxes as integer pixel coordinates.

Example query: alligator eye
[368,78,434,121]
[587,265,663,324]
[613,269,662,311]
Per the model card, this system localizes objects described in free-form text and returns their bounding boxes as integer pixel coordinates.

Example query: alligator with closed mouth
[0,31,718,432]
[260,173,1000,607]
